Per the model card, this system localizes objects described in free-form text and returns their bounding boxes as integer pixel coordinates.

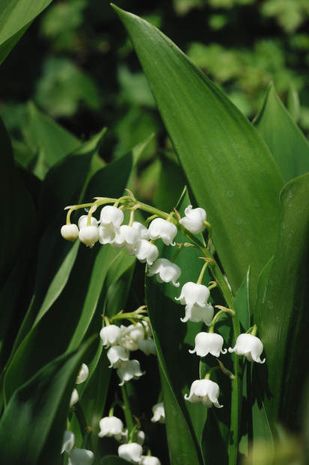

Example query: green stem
[121,384,135,438]
[229,316,241,465]
[196,260,209,284]
[135,201,171,220]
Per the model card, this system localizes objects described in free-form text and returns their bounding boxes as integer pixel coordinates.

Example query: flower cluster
[100,319,156,385]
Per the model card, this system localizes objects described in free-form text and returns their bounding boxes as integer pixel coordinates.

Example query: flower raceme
[229,333,266,363]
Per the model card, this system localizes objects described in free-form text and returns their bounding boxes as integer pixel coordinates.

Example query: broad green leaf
[0,0,53,64]
[233,269,250,331]
[4,154,133,400]
[0,119,37,284]
[113,6,283,299]
[0,338,93,465]
[255,173,309,427]
[154,155,186,212]
[255,85,309,181]
[24,103,80,179]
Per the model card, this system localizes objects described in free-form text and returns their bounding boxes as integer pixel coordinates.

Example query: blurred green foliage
[0,0,308,176]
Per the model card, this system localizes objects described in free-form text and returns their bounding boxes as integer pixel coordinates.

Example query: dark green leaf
[255,84,309,182]
[113,6,283,299]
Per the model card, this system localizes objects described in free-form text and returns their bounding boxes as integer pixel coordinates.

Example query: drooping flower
[181,303,214,325]
[135,240,159,266]
[100,325,122,347]
[140,456,162,465]
[185,379,223,408]
[78,225,99,247]
[61,431,75,454]
[136,430,145,445]
[117,360,144,386]
[189,332,226,357]
[112,225,141,252]
[147,258,181,287]
[138,338,156,355]
[120,323,145,351]
[151,402,165,423]
[118,443,143,464]
[61,224,79,241]
[98,416,126,441]
[132,221,149,240]
[148,218,177,246]
[68,448,94,465]
[107,346,129,368]
[228,334,265,363]
[70,389,79,407]
[76,363,89,385]
[100,205,124,228]
[99,224,117,244]
[78,215,98,229]
[179,205,207,234]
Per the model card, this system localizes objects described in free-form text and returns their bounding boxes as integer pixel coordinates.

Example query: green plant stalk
[121,384,135,438]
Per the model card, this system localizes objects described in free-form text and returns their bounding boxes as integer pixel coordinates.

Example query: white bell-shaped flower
[189,332,226,357]
[148,218,177,246]
[76,363,89,384]
[132,221,149,240]
[98,416,126,441]
[151,402,165,423]
[70,388,79,407]
[147,258,181,287]
[100,325,122,347]
[179,205,207,234]
[79,225,99,247]
[100,205,124,228]
[135,240,159,266]
[138,338,156,355]
[107,345,129,368]
[228,334,265,363]
[117,359,144,386]
[61,430,75,454]
[185,379,223,408]
[78,215,98,229]
[120,323,145,351]
[61,224,79,241]
[181,303,214,325]
[68,448,94,465]
[118,443,143,464]
[98,224,117,244]
[176,282,210,307]
[113,225,140,252]
[140,456,161,465]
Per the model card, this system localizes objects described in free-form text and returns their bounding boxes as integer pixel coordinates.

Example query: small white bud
[135,240,159,266]
[148,258,181,287]
[140,456,161,465]
[61,224,79,241]
[70,388,79,407]
[179,205,207,234]
[78,215,98,229]
[118,443,143,464]
[148,218,177,246]
[79,225,99,247]
[151,402,165,423]
[117,359,144,386]
[185,379,223,408]
[189,332,226,357]
[228,334,265,363]
[136,430,145,445]
[61,430,75,454]
[76,363,89,385]
[100,325,122,347]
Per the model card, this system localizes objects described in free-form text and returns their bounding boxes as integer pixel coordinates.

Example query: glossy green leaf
[255,85,309,181]
[233,269,250,331]
[255,173,309,427]
[0,338,93,465]
[113,6,283,299]
[0,0,53,64]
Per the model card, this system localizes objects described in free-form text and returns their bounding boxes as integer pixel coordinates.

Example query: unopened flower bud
[70,388,79,407]
[76,363,89,384]
[61,224,79,241]
[61,430,75,454]
[78,215,98,229]
[140,456,161,465]
[79,225,99,247]
[151,402,165,423]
